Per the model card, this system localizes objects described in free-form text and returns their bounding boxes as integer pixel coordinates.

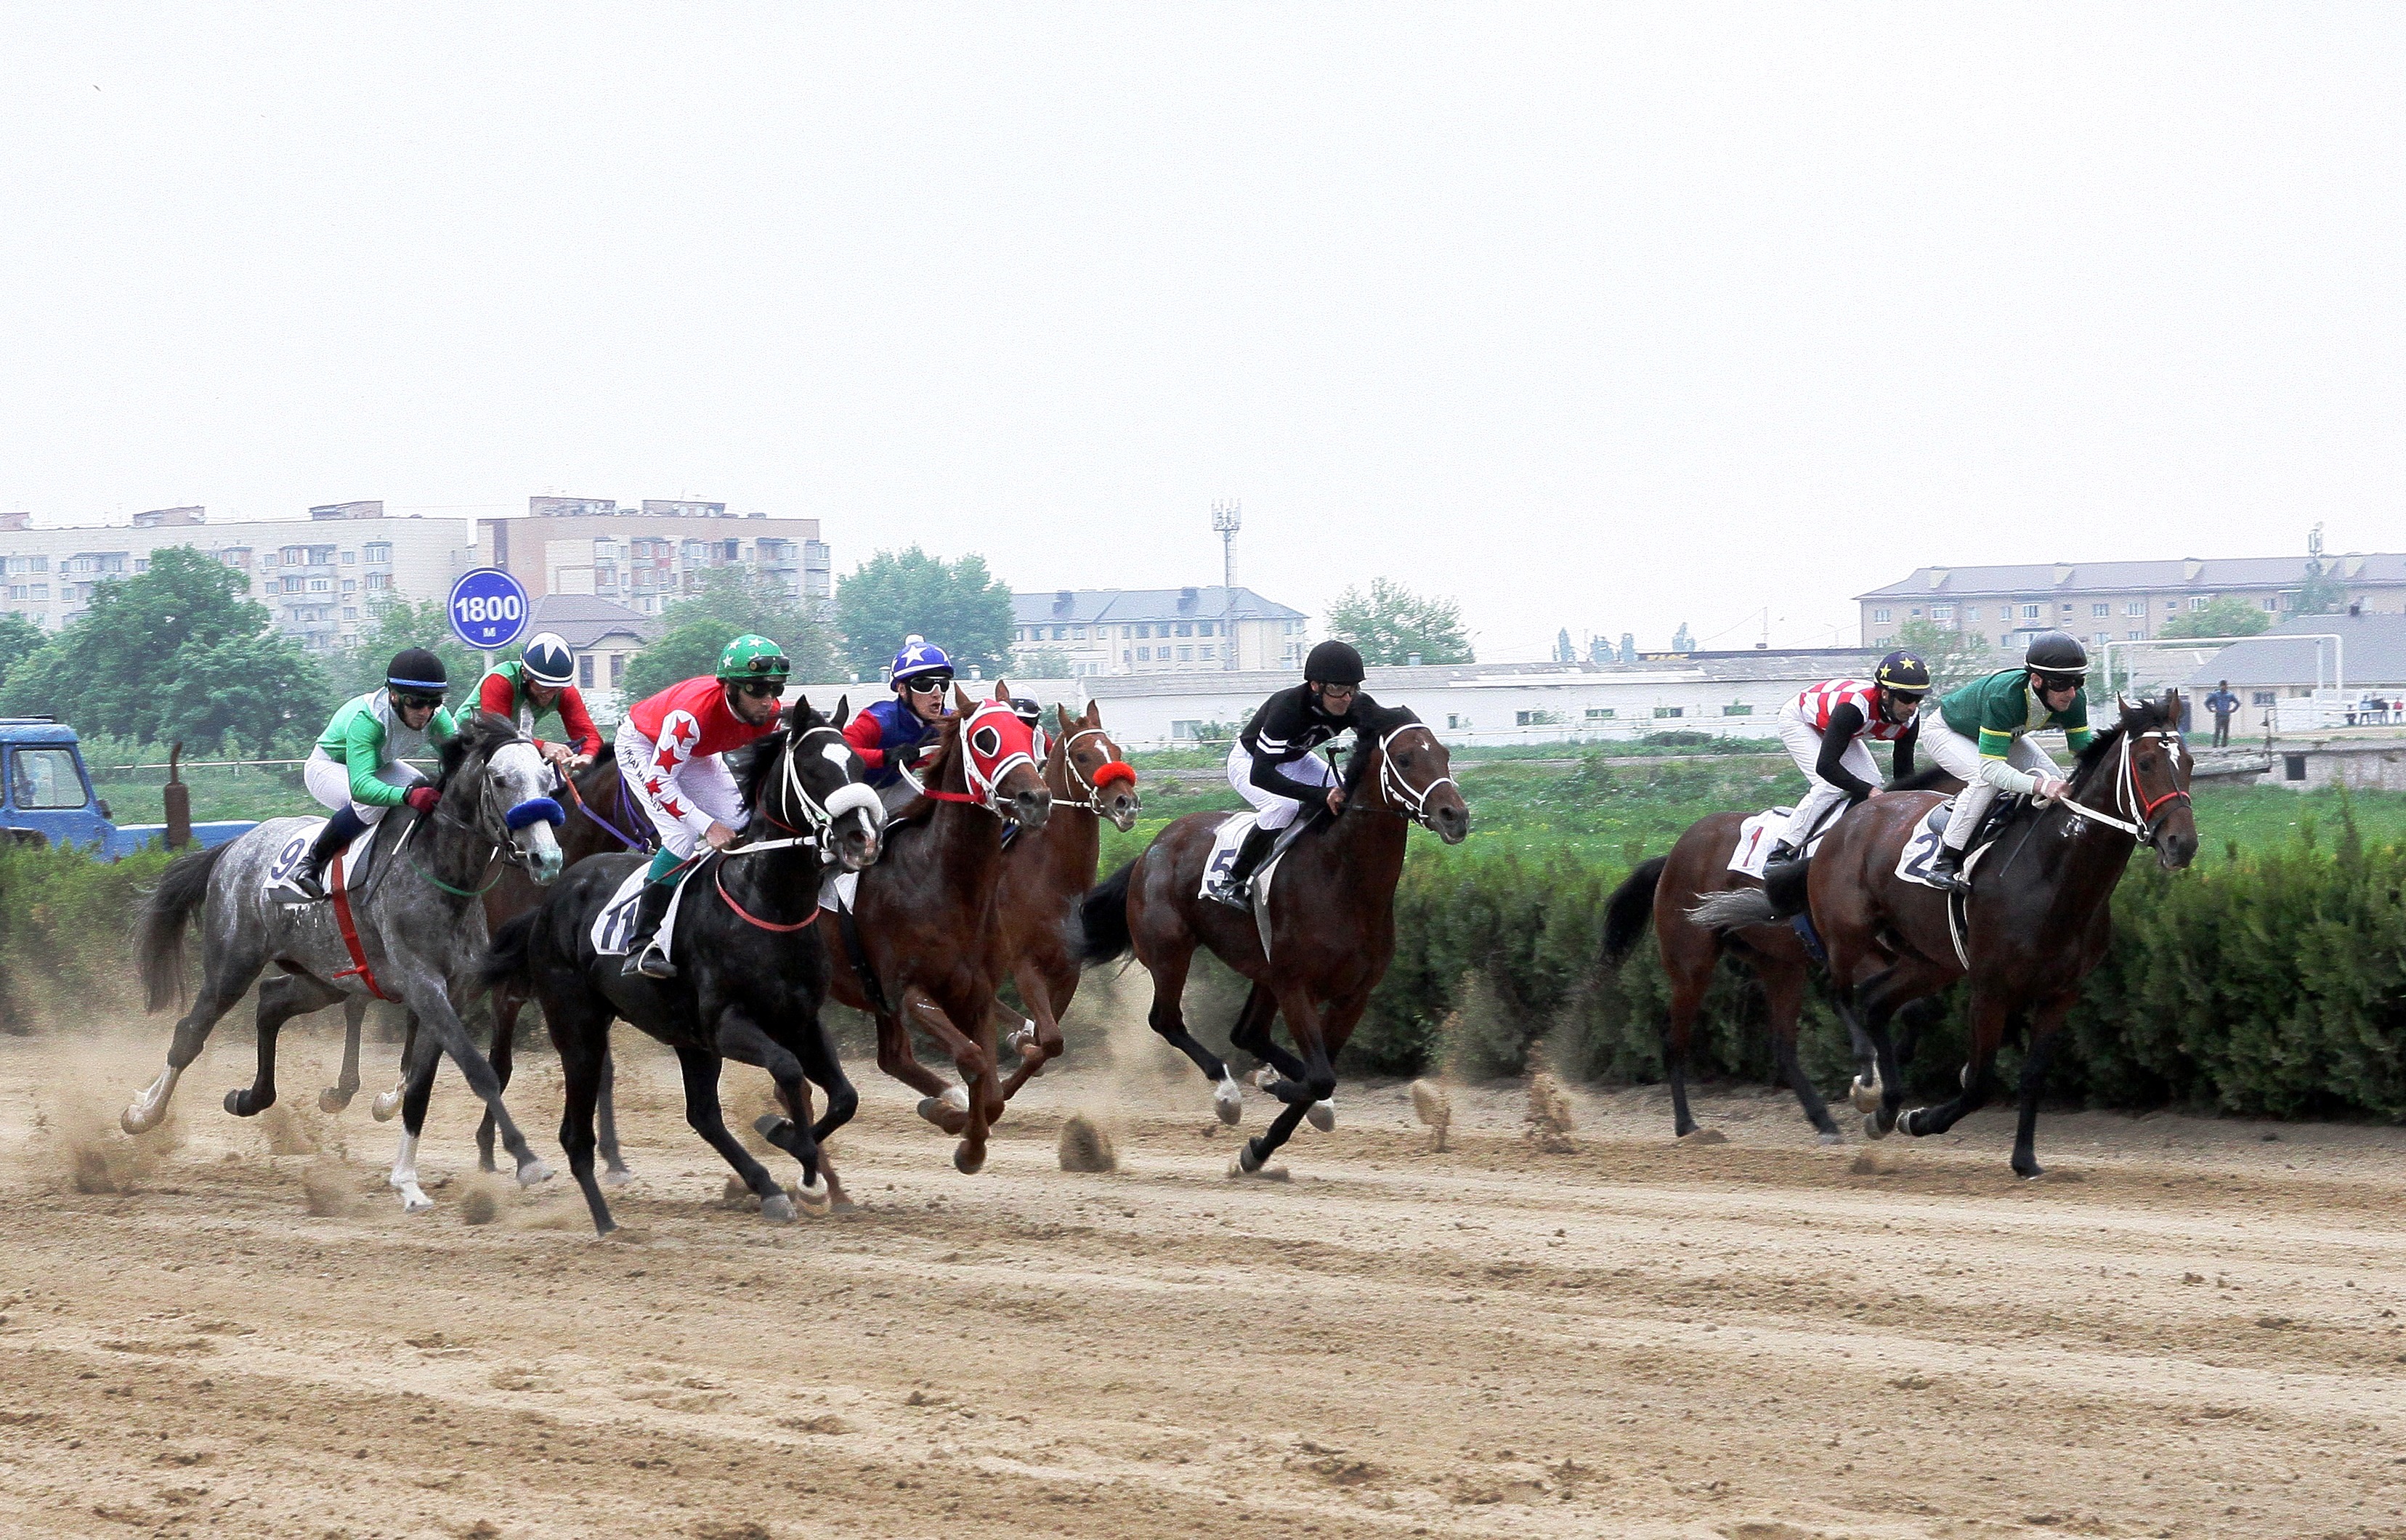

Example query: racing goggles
[391,691,446,712]
[2033,672,2085,694]
[729,678,784,700]
[1882,689,1927,709]
[902,674,954,696]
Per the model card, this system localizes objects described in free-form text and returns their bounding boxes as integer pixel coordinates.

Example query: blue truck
[1,718,256,858]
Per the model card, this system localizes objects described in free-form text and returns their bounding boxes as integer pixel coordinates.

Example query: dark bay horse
[482,700,883,1235]
[1074,705,1469,1175]
[817,685,1052,1175]
[1694,694,2196,1176]
[986,701,1140,1102]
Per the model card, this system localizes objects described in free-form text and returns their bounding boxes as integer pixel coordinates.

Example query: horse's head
[441,711,565,884]
[1345,706,1469,844]
[1053,700,1140,832]
[748,697,884,872]
[949,682,1052,828]
[2068,692,2195,870]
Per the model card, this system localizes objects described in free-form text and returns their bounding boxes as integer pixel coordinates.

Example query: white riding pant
[1227,742,1336,832]
[1773,702,1879,851]
[304,747,426,826]
[616,720,747,860]
[1923,723,2057,851]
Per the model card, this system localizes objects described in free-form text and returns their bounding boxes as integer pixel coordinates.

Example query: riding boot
[1761,838,1802,871]
[287,805,368,902]
[623,881,679,979]
[1927,840,1969,893]
[1220,825,1278,906]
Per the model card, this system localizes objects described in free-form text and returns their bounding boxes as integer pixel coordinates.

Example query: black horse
[481,700,883,1235]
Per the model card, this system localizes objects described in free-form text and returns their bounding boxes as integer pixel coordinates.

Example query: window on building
[1873,607,1892,623]
[1447,713,1472,731]
[1653,706,1684,718]
[1964,607,1980,621]
[2091,603,2110,617]
[2093,632,2112,644]
[1932,605,1953,620]
[1908,607,1921,618]
[133,559,149,573]
[1136,625,1150,639]
[2125,601,2144,616]
[1172,623,1191,637]
[365,543,391,563]
[579,654,596,689]
[2127,630,2143,640]
[342,607,357,621]
[31,585,46,600]
[1072,626,1087,639]
[341,578,355,592]
[1198,622,1214,636]
[2262,597,2279,612]
[2251,691,2276,707]
[2020,604,2041,620]
[1136,646,1151,661]
[1199,644,1215,660]
[1723,704,1754,716]
[2190,597,2207,610]
[1585,708,1615,720]
[610,655,625,687]
[1170,720,1206,740]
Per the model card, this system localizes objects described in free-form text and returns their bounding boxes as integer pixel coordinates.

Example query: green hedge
[0,842,177,1029]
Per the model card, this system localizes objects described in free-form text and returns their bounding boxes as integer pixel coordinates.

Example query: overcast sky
[3,6,2400,660]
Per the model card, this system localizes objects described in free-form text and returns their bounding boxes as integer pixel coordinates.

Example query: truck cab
[0,718,254,856]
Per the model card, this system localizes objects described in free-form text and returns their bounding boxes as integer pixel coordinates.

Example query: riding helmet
[890,635,955,685]
[716,633,790,684]
[520,631,575,688]
[1304,639,1366,686]
[1874,649,1932,694]
[385,648,449,694]
[2024,631,2090,678]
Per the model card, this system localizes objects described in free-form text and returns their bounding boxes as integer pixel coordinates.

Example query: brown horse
[818,684,1052,1174]
[1074,703,1469,1175]
[329,748,652,1176]
[1694,693,2197,1175]
[985,701,1141,1102]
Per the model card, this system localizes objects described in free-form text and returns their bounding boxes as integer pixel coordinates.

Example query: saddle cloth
[591,861,694,957]
[1895,799,2001,889]
[1199,811,1289,909]
[262,819,374,898]
[1726,807,1812,880]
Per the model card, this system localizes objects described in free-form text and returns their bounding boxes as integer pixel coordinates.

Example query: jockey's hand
[2030,774,2070,803]
[1326,786,1347,816]
[403,786,440,814]
[539,742,572,767]
[703,821,740,851]
[565,753,593,774]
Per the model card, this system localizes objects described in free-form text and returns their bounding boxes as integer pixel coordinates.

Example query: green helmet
[716,633,790,684]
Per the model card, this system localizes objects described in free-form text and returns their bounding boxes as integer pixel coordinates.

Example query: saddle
[264,811,397,901]
[591,858,700,958]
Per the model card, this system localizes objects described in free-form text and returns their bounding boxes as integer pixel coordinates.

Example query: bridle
[1372,723,1458,830]
[1049,724,1137,816]
[918,700,1039,819]
[2057,726,2191,847]
[741,722,883,867]
[414,737,564,896]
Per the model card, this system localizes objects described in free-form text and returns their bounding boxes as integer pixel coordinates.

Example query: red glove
[404,786,440,814]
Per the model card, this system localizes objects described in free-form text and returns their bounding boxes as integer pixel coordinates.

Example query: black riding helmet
[1304,639,1366,688]
[385,648,450,699]
[1874,649,1931,695]
[2025,631,2089,690]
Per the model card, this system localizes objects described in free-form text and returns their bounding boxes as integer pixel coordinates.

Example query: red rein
[715,862,819,933]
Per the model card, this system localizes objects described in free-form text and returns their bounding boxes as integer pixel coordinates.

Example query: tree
[1889,619,1998,689]
[2159,596,2270,641]
[339,597,487,702]
[0,612,44,694]
[1325,578,1474,666]
[0,546,333,750]
[619,567,840,702]
[835,548,1014,678]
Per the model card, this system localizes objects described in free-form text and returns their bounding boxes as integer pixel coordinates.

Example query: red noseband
[1090,760,1137,789]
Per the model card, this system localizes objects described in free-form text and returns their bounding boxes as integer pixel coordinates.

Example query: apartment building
[1857,554,2406,652]
[0,503,477,651]
[480,497,831,616]
[1010,586,1309,678]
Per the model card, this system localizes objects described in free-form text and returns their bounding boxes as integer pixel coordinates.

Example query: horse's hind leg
[1659,945,1714,1139]
[125,944,267,1135]
[546,998,618,1236]
[1234,986,1335,1174]
[475,984,526,1172]
[716,1011,830,1212]
[1898,992,2008,1143]
[319,997,368,1113]
[595,1047,633,1186]
[227,973,345,1117]
[1138,939,1243,1124]
[1231,986,1337,1131]
[372,1012,417,1122]
[1759,962,1839,1143]
[2006,993,2077,1178]
[673,1044,793,1220]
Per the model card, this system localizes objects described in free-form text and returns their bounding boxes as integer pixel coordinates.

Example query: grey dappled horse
[125,714,567,1212]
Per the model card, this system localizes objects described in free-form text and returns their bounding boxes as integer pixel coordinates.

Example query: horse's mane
[435,711,522,790]
[1342,703,1423,795]
[2066,692,2180,796]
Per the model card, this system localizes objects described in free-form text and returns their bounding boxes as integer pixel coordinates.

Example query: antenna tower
[1212,500,1242,670]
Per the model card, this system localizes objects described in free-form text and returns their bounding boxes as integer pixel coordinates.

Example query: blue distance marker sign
[447,567,531,653]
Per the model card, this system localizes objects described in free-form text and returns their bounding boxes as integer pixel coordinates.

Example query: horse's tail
[478,910,540,994]
[135,843,232,1012]
[1069,860,1138,968]
[1685,888,1777,933]
[1600,856,1667,969]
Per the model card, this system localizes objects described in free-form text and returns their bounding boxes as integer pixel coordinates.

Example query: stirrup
[278,870,328,905]
[1928,854,1969,893]
[625,940,676,980]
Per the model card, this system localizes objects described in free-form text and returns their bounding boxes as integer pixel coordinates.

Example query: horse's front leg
[896,985,995,1173]
[995,960,1068,1101]
[319,996,369,1113]
[389,970,548,1215]
[1234,987,1333,1175]
[370,1011,418,1122]
[227,973,345,1117]
[1899,992,2008,1143]
[2008,992,2078,1178]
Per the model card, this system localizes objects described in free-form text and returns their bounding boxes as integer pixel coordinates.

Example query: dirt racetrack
[4,1023,2405,1540]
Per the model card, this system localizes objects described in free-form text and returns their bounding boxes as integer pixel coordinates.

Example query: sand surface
[2,1021,2403,1539]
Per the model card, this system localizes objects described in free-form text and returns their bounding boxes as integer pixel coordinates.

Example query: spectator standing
[2204,679,2240,748]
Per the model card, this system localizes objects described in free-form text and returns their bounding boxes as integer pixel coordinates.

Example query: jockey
[843,634,954,815]
[288,648,457,901]
[1765,650,1929,866]
[475,632,602,782]
[1921,631,2095,891]
[1220,639,1375,901]
[615,634,789,978]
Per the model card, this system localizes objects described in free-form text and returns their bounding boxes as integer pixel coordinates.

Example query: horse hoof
[1862,1114,1887,1142]
[761,1194,798,1223]
[1252,1066,1280,1091]
[754,1113,795,1144]
[954,1144,987,1176]
[1817,1131,1844,1147]
[317,1087,353,1114]
[602,1166,635,1188]
[516,1159,553,1188]
[941,1083,971,1113]
[119,1106,150,1137]
[398,1187,435,1215]
[370,1090,401,1123]
[1305,1100,1336,1133]
[2016,1163,2046,1182]
[1213,1073,1244,1126]
[1849,1075,1881,1114]
[223,1089,254,1117]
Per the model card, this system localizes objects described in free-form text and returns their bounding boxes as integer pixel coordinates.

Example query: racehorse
[1073,704,1469,1175]
[1693,693,2196,1176]
[126,714,568,1209]
[321,748,654,1179]
[981,702,1139,1106]
[480,699,883,1235]
[1600,769,1959,1143]
[817,685,1052,1175]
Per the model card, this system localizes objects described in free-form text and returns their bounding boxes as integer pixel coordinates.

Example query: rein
[1374,723,1458,829]
[1049,725,1136,815]
[2054,728,2190,844]
[563,768,654,852]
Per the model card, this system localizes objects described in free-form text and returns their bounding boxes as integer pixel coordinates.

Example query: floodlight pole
[1212,499,1241,670]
